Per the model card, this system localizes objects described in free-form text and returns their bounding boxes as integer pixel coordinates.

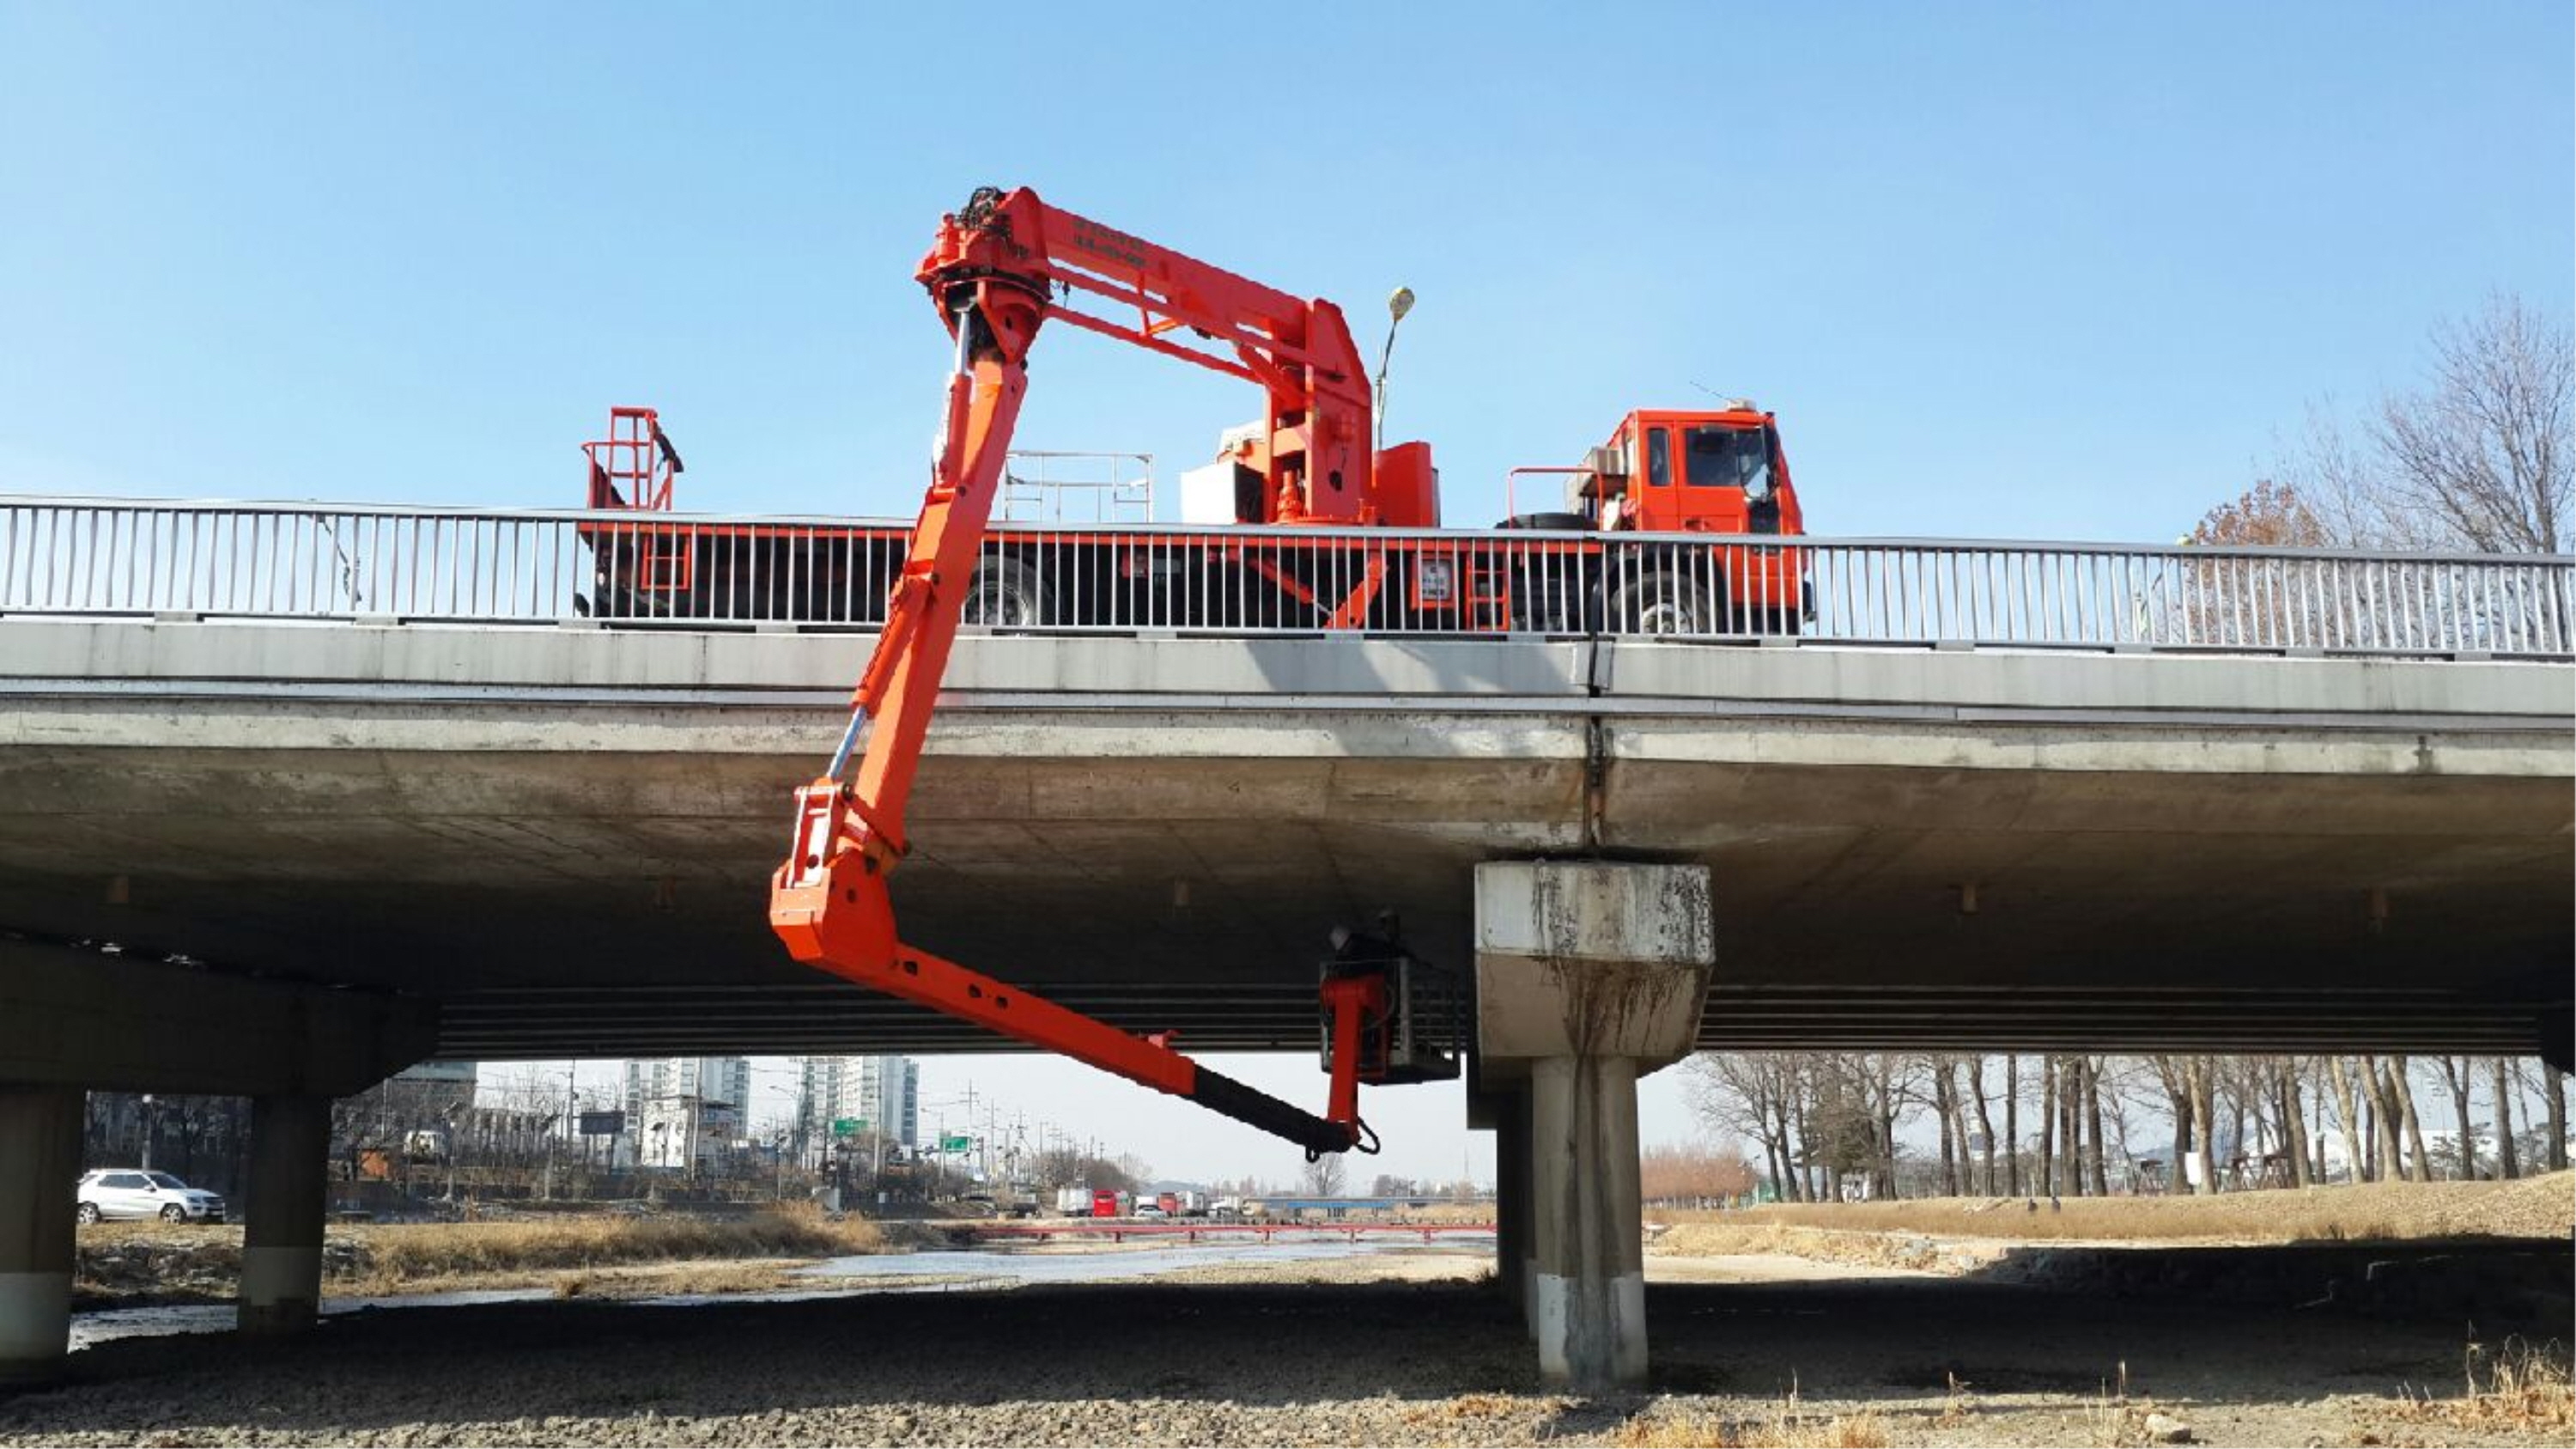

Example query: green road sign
[832,1117,867,1136]
[941,1134,975,1152]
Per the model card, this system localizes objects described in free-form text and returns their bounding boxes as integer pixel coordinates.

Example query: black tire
[1508,566,1589,633]
[160,1204,187,1222]
[960,557,1049,629]
[1498,512,1589,532]
[76,1202,101,1226]
[1614,568,1723,636]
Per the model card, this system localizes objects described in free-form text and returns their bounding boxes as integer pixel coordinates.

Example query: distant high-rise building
[622,1057,750,1171]
[793,1056,916,1166]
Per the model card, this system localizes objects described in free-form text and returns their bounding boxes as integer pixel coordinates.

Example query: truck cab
[1565,405,1802,537]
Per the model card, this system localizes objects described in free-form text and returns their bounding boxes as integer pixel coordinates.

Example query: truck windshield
[1684,425,1771,494]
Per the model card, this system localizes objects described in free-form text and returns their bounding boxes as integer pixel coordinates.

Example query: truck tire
[1614,567,1722,636]
[1499,512,1589,532]
[961,557,1049,629]
[1508,566,1588,633]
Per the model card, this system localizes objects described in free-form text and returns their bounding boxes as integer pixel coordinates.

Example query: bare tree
[1298,1151,1346,1198]
[1928,1057,1961,1196]
[2365,1056,2432,1183]
[2374,295,2572,552]
[2274,1060,2313,1189]
[2190,1062,2218,1195]
[2546,1064,2571,1174]
[2317,1057,2363,1184]
[2489,1058,2521,1179]
[1964,1056,1999,1194]
[2257,293,2572,552]
[1688,1053,1806,1201]
[2036,1056,2057,1195]
[2002,1056,2020,1195]
[2083,1058,2113,1195]
[2435,1056,2479,1180]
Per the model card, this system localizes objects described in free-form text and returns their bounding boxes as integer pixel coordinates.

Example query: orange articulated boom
[910,186,1387,523]
[769,186,1393,1159]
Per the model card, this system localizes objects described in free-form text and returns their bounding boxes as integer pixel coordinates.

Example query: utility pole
[562,1065,579,1201]
[870,1057,888,1210]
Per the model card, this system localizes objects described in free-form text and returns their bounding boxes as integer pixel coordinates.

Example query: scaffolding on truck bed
[999,450,1155,525]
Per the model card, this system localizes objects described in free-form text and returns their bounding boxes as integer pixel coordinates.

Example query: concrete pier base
[1530,1054,1645,1390]
[239,1094,331,1338]
[0,1087,82,1387]
[1474,860,1712,1392]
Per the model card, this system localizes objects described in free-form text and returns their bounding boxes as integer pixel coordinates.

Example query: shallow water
[800,1233,1492,1285]
[70,1290,550,1350]
[69,1232,1494,1351]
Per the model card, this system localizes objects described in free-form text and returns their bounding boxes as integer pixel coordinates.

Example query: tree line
[1690,1052,2570,1202]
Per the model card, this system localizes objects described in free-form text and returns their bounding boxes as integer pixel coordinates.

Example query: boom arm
[769,186,1384,1157]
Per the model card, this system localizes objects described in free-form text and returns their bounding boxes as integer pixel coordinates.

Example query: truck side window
[1644,427,1670,486]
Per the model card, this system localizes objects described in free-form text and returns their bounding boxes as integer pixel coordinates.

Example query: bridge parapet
[4,496,2569,658]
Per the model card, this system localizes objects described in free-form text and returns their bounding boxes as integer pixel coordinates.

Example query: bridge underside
[1,623,2567,1068]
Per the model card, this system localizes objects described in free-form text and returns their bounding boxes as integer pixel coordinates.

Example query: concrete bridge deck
[2,616,2567,1062]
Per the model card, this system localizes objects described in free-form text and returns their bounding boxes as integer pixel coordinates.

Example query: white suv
[76,1169,227,1224]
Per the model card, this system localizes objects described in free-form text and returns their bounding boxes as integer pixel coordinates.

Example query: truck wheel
[1615,568,1722,636]
[1508,572,1582,633]
[961,557,1049,628]
[76,1202,100,1225]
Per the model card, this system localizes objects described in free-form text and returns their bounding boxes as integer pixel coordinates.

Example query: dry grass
[1653,1171,2573,1246]
[2392,1336,2574,1435]
[1934,1369,1971,1429]
[347,1206,888,1289]
[1648,1221,1978,1274]
[77,1205,902,1300]
[1397,1391,1562,1427]
[1614,1390,1889,1448]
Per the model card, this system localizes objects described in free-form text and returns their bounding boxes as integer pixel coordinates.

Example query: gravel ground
[6,1239,2569,1447]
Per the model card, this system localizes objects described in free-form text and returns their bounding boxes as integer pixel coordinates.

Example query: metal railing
[2,496,2568,658]
[999,450,1155,525]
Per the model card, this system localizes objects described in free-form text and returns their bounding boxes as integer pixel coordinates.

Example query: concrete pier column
[1531,1054,1645,1388]
[0,1086,82,1387]
[1492,1085,1534,1321]
[1474,861,1712,1392]
[239,1094,331,1337]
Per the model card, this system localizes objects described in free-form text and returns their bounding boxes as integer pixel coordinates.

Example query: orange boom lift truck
[756,186,1807,1157]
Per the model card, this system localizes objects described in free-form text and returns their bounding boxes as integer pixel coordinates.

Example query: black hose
[1188,1067,1352,1157]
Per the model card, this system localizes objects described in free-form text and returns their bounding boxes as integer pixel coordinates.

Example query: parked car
[1133,1202,1166,1219]
[76,1169,226,1224]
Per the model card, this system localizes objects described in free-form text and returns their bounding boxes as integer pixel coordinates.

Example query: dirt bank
[1657,1171,2576,1246]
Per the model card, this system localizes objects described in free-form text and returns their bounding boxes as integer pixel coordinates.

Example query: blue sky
[5,4,2567,542]
[6,4,2568,1182]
